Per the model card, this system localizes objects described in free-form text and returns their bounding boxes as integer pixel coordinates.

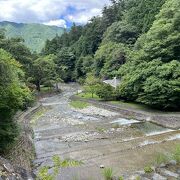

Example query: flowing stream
[32,83,180,180]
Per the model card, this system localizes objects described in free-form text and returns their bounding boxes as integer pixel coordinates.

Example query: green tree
[0,35,33,68]
[0,49,32,152]
[118,60,180,109]
[123,0,166,33]
[55,47,76,82]
[75,55,94,79]
[84,73,100,98]
[32,54,59,91]
[94,42,129,78]
[135,0,180,62]
[102,21,139,45]
[118,0,180,109]
[96,83,116,101]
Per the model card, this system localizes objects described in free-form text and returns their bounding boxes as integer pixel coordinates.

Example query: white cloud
[66,8,102,24]
[43,19,67,28]
[0,0,111,27]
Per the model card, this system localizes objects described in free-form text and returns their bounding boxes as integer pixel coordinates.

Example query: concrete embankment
[0,104,42,179]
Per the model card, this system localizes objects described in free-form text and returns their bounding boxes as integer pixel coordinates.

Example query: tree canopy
[42,0,180,109]
[0,49,32,151]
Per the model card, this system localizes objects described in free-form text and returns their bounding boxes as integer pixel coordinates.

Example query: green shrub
[136,176,141,180]
[102,168,114,180]
[96,83,116,101]
[155,153,169,165]
[144,166,153,173]
[172,144,180,163]
[37,155,82,180]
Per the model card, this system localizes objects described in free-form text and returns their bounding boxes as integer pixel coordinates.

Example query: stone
[159,169,179,178]
[136,170,145,175]
[152,173,167,180]
[141,178,151,180]
[169,160,177,165]
[129,175,141,180]
[151,166,156,171]
[100,165,105,169]
[159,163,166,168]
[3,163,14,173]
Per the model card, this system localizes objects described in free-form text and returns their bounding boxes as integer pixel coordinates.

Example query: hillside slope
[0,21,64,52]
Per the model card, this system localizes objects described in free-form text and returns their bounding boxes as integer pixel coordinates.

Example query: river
[32,83,180,180]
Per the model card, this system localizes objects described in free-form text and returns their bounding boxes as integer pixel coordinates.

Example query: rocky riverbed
[32,83,180,180]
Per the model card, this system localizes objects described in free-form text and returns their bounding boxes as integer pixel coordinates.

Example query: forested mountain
[0,21,64,52]
[43,0,180,109]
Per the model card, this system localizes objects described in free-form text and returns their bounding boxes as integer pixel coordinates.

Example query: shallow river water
[32,84,180,180]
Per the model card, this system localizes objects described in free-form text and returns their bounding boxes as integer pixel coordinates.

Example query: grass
[70,100,89,109]
[102,168,114,180]
[111,123,120,129]
[119,176,124,180]
[95,127,106,133]
[41,86,51,92]
[110,100,150,111]
[30,107,48,125]
[76,92,101,100]
[155,153,169,165]
[77,92,154,112]
[37,155,82,180]
[172,144,180,163]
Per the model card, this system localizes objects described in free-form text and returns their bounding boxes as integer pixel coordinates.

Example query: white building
[103,77,121,89]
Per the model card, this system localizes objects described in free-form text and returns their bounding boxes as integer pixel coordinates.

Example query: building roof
[103,78,121,88]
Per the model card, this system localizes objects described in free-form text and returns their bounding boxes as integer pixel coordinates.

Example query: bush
[172,144,180,163]
[102,168,114,180]
[119,176,124,180]
[155,153,169,165]
[144,166,153,173]
[37,155,82,180]
[118,60,180,109]
[96,83,116,101]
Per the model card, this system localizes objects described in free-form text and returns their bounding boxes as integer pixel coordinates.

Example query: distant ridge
[0,21,65,52]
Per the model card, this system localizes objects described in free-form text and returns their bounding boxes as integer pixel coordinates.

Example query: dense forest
[43,0,180,109]
[0,0,180,151]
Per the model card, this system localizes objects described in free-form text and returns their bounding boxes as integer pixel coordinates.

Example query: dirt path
[32,83,180,180]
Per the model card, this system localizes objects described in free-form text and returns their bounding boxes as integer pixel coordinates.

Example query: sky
[0,0,111,28]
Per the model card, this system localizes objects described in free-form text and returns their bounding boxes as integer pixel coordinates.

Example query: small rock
[3,163,14,173]
[100,165,105,169]
[110,128,115,131]
[136,171,145,175]
[159,163,166,168]
[151,166,156,171]
[169,160,177,165]
[129,175,140,180]
[152,173,167,180]
[159,169,179,178]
